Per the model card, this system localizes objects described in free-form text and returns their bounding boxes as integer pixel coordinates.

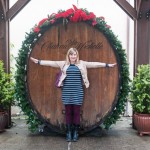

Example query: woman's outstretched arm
[106,63,117,67]
[82,60,117,68]
[30,57,65,68]
[30,57,39,64]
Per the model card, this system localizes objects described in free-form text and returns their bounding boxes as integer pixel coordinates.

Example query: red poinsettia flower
[92,20,97,26]
[88,12,96,20]
[50,19,55,24]
[33,5,102,33]
[62,8,74,18]
[38,18,48,26]
[72,5,78,11]
[55,12,64,19]
[34,27,40,33]
[70,9,84,22]
[80,11,88,21]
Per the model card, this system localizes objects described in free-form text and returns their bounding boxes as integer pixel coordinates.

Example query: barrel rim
[26,22,122,134]
[15,6,130,133]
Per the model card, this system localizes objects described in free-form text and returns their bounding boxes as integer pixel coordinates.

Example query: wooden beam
[136,0,142,15]
[0,0,6,20]
[114,0,137,20]
[6,0,31,21]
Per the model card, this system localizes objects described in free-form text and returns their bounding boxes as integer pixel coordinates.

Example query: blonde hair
[66,48,79,64]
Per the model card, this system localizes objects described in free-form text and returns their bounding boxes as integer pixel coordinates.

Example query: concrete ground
[0,117,150,150]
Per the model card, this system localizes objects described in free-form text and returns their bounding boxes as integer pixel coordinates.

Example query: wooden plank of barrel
[27,22,119,134]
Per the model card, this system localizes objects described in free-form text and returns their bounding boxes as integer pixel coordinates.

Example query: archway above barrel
[15,5,130,133]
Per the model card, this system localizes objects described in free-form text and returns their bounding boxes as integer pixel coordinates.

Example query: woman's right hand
[30,57,38,64]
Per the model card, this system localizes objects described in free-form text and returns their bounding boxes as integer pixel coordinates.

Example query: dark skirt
[62,64,84,105]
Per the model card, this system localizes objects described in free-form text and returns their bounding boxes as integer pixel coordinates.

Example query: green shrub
[130,64,150,114]
[0,60,15,111]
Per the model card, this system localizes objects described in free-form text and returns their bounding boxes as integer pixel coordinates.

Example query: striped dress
[62,64,84,105]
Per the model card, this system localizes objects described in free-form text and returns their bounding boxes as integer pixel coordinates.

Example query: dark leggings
[65,104,81,125]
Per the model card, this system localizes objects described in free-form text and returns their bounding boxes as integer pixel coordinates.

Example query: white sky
[10,0,133,56]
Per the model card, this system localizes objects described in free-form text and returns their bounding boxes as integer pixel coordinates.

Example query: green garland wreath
[15,5,130,132]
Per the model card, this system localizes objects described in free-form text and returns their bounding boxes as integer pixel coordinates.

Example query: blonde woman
[30,47,116,142]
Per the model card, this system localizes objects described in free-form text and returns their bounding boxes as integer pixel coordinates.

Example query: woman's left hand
[108,63,117,67]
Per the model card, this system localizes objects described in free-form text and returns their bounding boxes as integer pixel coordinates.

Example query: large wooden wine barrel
[27,22,120,134]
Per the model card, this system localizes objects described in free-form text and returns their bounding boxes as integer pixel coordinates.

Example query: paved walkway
[0,117,150,150]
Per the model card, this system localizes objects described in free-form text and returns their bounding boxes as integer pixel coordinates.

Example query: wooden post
[0,0,31,128]
[134,0,150,73]
[0,0,10,73]
[0,0,10,127]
